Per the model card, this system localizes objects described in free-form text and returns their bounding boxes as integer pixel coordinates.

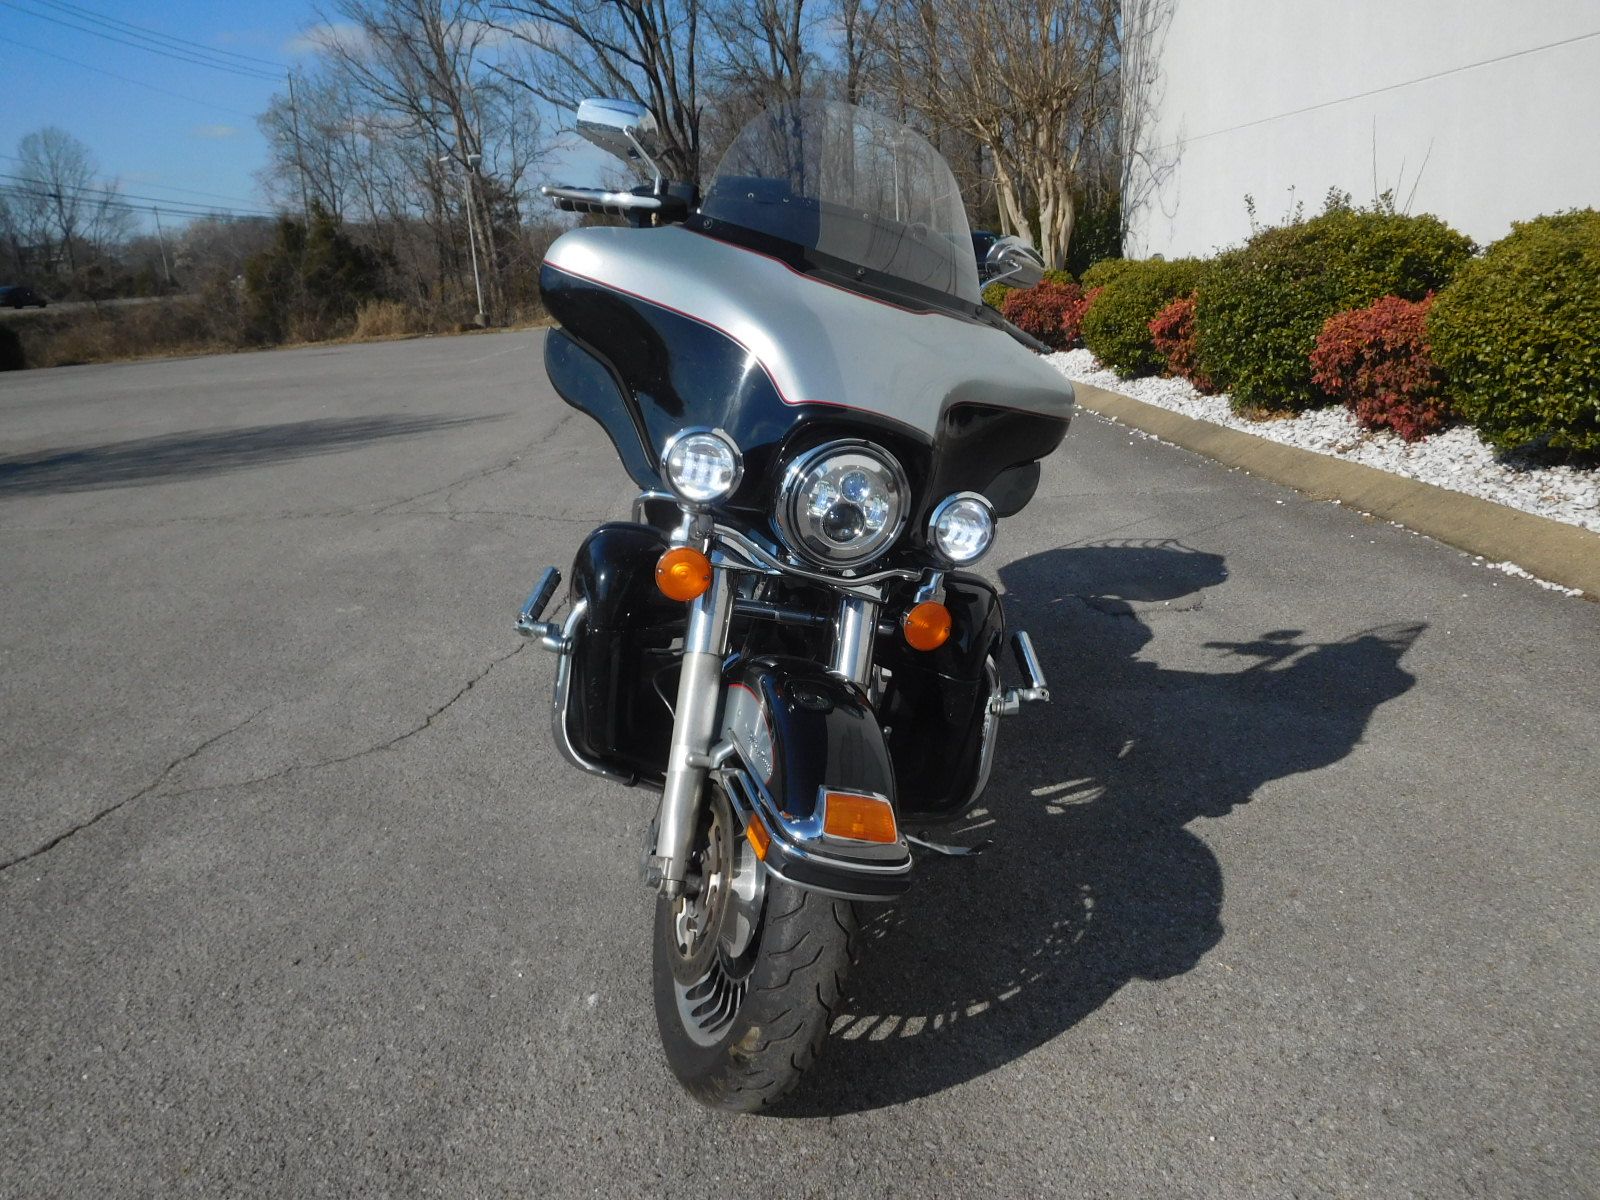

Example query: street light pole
[440,151,487,327]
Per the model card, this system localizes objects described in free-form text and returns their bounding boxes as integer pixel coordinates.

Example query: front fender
[719,657,912,900]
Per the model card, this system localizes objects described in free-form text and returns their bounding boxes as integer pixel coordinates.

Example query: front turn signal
[822,791,899,844]
[902,601,952,651]
[656,547,712,601]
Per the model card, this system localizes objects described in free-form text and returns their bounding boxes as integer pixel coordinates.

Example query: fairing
[541,224,1072,538]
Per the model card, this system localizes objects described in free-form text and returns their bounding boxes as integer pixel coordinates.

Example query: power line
[1154,28,1600,153]
[0,174,278,219]
[29,0,283,70]
[0,32,259,119]
[0,153,268,209]
[0,184,275,223]
[1,0,283,82]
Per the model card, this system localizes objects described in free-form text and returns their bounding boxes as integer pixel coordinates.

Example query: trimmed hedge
[1194,206,1474,412]
[1311,295,1450,441]
[983,269,1071,314]
[981,281,1015,310]
[1080,258,1135,290]
[1081,258,1207,377]
[1428,209,1600,454]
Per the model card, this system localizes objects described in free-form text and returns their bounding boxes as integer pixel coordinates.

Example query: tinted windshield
[701,100,980,306]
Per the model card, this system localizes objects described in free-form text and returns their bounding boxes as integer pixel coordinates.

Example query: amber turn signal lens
[822,791,899,844]
[655,547,712,601]
[902,601,952,651]
[744,814,771,861]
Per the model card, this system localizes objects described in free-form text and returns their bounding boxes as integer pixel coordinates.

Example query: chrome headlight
[928,492,996,564]
[776,440,908,569]
[662,428,742,505]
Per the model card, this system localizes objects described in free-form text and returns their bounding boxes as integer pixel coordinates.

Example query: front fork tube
[653,567,735,899]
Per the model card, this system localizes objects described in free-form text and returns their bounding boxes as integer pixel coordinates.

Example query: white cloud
[191,124,239,140]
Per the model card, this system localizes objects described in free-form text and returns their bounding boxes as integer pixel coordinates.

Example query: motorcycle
[517,96,1073,1111]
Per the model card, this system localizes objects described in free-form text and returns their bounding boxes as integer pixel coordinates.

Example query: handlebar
[541,184,690,223]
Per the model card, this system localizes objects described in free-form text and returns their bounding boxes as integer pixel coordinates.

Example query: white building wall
[1123,1,1600,258]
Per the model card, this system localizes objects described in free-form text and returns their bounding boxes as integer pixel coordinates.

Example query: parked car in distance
[971,230,997,274]
[1,286,48,309]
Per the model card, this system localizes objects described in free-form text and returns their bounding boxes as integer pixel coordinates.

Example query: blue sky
[0,0,599,232]
[1,1,328,227]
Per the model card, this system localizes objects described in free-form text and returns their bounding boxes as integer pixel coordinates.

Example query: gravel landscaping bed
[1047,349,1600,535]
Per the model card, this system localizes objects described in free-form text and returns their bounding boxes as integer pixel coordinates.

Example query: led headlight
[776,440,908,569]
[929,492,995,564]
[662,428,742,505]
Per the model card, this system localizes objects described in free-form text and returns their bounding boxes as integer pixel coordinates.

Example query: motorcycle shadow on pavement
[779,539,1424,1117]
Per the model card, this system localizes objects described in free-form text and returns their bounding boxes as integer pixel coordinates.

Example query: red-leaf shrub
[1001,279,1087,351]
[1148,292,1213,392]
[1309,295,1451,441]
[1060,286,1102,347]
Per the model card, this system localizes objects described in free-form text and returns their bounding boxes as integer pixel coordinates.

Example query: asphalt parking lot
[3,331,1597,1198]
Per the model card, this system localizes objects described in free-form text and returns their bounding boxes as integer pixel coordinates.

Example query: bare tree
[11,127,134,275]
[871,0,1120,269]
[481,0,705,181]
[265,0,549,316]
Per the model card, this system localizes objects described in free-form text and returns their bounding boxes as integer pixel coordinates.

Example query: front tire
[652,784,857,1112]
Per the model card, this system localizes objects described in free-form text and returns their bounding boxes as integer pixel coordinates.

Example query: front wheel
[652,783,857,1112]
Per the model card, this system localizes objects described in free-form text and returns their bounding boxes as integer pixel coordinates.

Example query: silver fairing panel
[542,225,1073,441]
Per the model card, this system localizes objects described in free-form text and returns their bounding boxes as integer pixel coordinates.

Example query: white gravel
[1047,349,1600,535]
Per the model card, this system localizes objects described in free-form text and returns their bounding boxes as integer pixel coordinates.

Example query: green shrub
[981,281,1015,310]
[1040,268,1075,287]
[1428,210,1600,454]
[1081,258,1208,377]
[1194,205,1474,412]
[1080,258,1135,290]
[244,205,383,343]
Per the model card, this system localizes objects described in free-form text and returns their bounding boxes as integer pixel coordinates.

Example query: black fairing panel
[540,264,1066,533]
[564,523,679,784]
[725,656,896,824]
[880,573,1004,823]
[544,330,656,490]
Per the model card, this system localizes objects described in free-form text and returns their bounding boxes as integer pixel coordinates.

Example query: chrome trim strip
[630,489,675,524]
[721,766,911,876]
[712,524,919,591]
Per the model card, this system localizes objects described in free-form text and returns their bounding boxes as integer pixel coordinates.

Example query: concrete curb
[1070,381,1600,598]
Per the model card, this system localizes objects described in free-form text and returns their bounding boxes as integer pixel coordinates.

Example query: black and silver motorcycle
[517,97,1073,1110]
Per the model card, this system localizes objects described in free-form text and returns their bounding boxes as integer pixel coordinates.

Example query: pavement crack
[0,706,270,873]
[161,642,532,800]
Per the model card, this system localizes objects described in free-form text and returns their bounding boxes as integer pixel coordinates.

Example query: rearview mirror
[983,236,1046,289]
[575,98,664,181]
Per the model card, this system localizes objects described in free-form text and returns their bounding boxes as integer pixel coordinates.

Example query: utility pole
[151,206,172,288]
[286,70,311,221]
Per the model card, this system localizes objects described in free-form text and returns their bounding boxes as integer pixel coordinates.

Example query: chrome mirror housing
[575,98,664,181]
[983,236,1047,289]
